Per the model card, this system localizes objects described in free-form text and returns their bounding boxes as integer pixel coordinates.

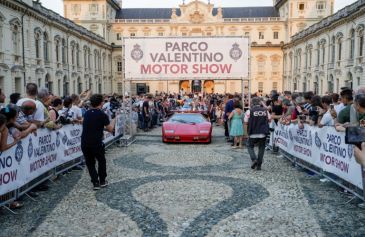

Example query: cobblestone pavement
[1,126,365,237]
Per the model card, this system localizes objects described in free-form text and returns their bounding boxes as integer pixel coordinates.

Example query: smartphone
[345,127,365,149]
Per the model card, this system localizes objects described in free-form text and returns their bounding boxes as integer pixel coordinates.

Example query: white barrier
[274,124,363,189]
[0,114,124,197]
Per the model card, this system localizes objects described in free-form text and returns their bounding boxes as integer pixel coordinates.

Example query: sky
[41,0,357,16]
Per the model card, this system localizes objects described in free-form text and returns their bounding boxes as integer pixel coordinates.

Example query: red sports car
[162,113,212,143]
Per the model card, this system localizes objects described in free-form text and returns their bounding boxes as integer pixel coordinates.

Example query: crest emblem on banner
[315,132,322,148]
[15,141,24,164]
[62,132,68,145]
[131,44,143,62]
[28,137,33,159]
[229,43,243,61]
[348,145,354,159]
[56,132,61,148]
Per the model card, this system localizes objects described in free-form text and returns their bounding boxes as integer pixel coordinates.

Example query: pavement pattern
[1,126,365,237]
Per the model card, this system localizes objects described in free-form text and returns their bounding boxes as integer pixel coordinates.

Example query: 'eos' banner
[274,124,362,189]
[124,37,249,80]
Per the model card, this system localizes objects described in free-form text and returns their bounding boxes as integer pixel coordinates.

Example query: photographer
[59,97,75,125]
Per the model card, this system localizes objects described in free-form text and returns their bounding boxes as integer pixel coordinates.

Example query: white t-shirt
[16,98,45,122]
[320,110,335,126]
[70,105,82,119]
[59,107,74,120]
[334,103,345,116]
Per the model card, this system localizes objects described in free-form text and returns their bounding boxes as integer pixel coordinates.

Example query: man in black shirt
[81,94,116,190]
[142,95,151,132]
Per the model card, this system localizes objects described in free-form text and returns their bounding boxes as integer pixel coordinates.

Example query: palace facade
[283,0,365,94]
[63,0,334,95]
[0,0,114,97]
[0,0,343,96]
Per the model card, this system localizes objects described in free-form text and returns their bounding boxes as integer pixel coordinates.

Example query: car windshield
[169,114,206,124]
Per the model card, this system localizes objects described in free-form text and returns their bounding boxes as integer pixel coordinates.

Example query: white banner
[0,114,125,196]
[274,124,363,189]
[124,37,249,80]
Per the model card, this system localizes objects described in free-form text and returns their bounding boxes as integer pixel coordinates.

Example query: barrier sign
[274,124,362,189]
[0,115,124,196]
[124,37,249,80]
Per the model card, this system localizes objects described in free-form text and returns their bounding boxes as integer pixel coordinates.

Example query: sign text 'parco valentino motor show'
[124,37,249,80]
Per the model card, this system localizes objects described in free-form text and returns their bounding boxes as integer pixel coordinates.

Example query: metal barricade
[0,132,124,210]
[279,148,365,201]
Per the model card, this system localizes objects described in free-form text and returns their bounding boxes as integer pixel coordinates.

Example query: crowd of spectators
[5,84,365,209]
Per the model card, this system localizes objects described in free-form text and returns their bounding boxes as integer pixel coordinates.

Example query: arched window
[0,13,4,52]
[358,27,364,57]
[328,75,334,93]
[314,76,319,95]
[45,74,52,93]
[102,53,106,71]
[83,46,87,68]
[63,76,69,96]
[303,77,307,92]
[71,42,75,65]
[98,79,102,93]
[43,32,49,62]
[305,49,308,69]
[350,29,355,59]
[309,48,312,67]
[76,44,80,67]
[94,50,98,72]
[338,37,342,61]
[346,72,353,89]
[321,40,326,65]
[58,78,61,96]
[62,38,66,64]
[34,29,41,58]
[293,78,297,91]
[316,42,320,66]
[55,40,60,62]
[88,48,91,69]
[77,77,82,94]
[331,36,336,63]
[11,22,20,55]
[289,53,293,72]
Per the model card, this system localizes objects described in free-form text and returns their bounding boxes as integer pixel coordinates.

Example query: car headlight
[200,130,210,134]
[165,130,175,133]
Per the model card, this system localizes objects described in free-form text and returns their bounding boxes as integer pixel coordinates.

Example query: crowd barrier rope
[0,113,125,208]
[272,123,365,201]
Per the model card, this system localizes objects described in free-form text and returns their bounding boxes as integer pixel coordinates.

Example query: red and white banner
[274,124,362,189]
[124,37,249,80]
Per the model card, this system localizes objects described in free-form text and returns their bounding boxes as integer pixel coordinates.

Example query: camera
[58,116,72,125]
[345,127,365,149]
[109,97,121,119]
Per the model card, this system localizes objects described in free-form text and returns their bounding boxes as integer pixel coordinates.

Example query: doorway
[192,80,202,93]
[179,80,190,93]
[204,80,214,94]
